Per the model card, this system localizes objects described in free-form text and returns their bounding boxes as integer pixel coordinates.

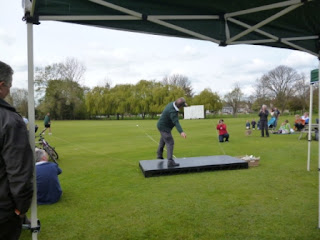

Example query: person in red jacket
[216,119,229,142]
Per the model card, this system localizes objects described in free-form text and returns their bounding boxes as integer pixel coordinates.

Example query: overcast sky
[1,1,318,97]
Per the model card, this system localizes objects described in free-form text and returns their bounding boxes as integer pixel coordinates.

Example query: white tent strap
[88,0,221,43]
[39,15,220,21]
[225,0,311,18]
[228,17,319,57]
[226,3,303,44]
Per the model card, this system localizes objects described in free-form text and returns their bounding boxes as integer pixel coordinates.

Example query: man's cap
[180,97,188,107]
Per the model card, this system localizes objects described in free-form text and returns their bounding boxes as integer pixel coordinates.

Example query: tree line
[5,58,316,120]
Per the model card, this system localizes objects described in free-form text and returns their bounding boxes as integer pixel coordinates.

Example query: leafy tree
[150,82,168,117]
[37,80,87,120]
[256,65,302,113]
[193,88,222,115]
[85,86,107,118]
[163,74,193,98]
[293,73,309,112]
[224,86,243,117]
[288,96,304,114]
[5,88,28,117]
[35,58,87,120]
[132,80,155,119]
[111,84,134,120]
[35,58,86,98]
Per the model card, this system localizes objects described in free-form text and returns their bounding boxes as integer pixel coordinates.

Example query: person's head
[304,112,309,117]
[175,97,188,109]
[262,104,267,110]
[47,112,50,116]
[246,120,249,122]
[35,148,49,163]
[0,61,13,99]
[219,119,224,124]
[295,114,300,119]
[285,120,289,123]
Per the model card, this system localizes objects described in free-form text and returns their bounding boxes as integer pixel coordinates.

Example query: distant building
[222,106,233,115]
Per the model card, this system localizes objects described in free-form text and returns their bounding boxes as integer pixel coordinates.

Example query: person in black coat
[258,104,269,137]
[0,61,34,240]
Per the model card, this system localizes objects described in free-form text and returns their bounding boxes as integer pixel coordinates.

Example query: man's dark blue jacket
[36,162,62,205]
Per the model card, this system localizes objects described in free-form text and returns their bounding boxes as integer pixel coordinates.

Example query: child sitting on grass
[276,120,291,134]
[251,119,256,130]
[246,120,250,129]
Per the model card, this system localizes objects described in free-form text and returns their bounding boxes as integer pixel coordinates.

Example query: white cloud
[281,51,317,74]
[0,29,15,45]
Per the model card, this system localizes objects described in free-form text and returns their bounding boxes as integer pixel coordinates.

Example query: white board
[184,105,204,119]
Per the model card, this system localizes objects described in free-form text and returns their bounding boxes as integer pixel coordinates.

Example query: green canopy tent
[23,0,320,239]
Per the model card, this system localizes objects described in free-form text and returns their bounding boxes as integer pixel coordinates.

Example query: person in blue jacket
[35,148,62,205]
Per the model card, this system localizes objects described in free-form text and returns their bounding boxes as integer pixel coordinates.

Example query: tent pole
[307,83,313,171]
[318,60,320,229]
[27,22,38,240]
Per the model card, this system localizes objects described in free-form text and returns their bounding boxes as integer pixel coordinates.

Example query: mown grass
[20,117,320,240]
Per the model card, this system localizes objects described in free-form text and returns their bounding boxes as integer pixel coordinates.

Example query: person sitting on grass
[251,119,256,130]
[35,148,62,205]
[276,120,291,134]
[216,119,229,142]
[246,120,250,129]
[294,115,305,131]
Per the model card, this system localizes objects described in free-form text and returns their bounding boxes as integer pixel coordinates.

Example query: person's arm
[170,111,186,138]
[57,166,62,175]
[170,111,183,133]
[3,118,33,215]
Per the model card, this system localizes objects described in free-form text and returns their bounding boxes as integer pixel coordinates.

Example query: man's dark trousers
[157,131,174,160]
[219,133,229,142]
[0,214,22,240]
[260,121,269,137]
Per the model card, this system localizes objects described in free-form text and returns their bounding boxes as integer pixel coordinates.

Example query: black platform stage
[139,155,248,177]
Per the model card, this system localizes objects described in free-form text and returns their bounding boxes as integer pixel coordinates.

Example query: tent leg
[307,83,313,171]
[27,22,39,239]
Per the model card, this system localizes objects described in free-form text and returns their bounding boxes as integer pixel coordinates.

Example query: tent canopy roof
[30,0,320,57]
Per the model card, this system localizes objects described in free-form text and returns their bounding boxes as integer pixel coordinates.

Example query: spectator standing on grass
[0,61,34,240]
[273,107,280,128]
[157,97,187,167]
[259,104,269,137]
[35,148,62,205]
[216,119,229,142]
[43,112,52,135]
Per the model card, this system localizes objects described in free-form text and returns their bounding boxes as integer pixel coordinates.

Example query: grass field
[20,117,320,240]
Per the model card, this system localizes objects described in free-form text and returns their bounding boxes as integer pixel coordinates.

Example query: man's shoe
[157,157,164,159]
[168,159,179,167]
